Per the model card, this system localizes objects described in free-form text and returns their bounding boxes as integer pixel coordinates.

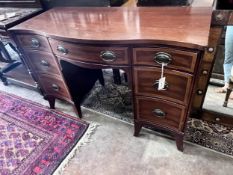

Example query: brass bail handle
[152,109,166,118]
[41,60,49,66]
[52,84,59,91]
[154,52,172,65]
[31,38,40,48]
[100,51,117,62]
[57,45,68,55]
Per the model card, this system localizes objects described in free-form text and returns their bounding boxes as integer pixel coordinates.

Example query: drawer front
[25,51,61,76]
[136,97,186,131]
[49,39,129,65]
[38,75,71,101]
[134,67,193,105]
[133,47,198,73]
[16,34,51,52]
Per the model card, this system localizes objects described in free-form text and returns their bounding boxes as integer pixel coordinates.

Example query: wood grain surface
[136,96,186,131]
[10,7,212,49]
[134,66,193,105]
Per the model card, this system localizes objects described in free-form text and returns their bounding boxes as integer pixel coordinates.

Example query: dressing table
[9,7,212,151]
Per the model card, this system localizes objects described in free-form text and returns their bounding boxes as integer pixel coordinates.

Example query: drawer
[134,67,193,105]
[25,51,61,76]
[49,39,129,65]
[136,97,186,131]
[133,47,198,73]
[16,34,51,52]
[38,74,71,101]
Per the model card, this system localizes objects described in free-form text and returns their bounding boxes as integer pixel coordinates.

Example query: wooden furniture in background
[9,7,212,151]
[40,0,126,10]
[210,0,233,82]
[190,1,233,126]
[0,0,42,88]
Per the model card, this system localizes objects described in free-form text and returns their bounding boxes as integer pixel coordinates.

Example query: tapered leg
[175,134,184,152]
[74,103,82,118]
[123,72,128,83]
[113,69,121,85]
[98,70,105,86]
[0,72,8,85]
[47,96,55,109]
[134,122,142,137]
[223,88,232,107]
[0,41,12,62]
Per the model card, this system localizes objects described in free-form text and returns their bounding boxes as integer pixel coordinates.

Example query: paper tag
[157,62,166,90]
[158,77,166,90]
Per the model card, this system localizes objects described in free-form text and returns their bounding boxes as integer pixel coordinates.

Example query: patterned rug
[0,91,90,175]
[83,69,233,156]
[185,118,233,156]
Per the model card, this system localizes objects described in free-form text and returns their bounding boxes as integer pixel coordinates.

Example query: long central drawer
[49,39,129,65]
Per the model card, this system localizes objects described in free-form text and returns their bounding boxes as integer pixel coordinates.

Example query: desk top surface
[10,7,212,49]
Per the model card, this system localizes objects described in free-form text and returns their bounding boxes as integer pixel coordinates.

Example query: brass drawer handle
[154,52,172,65]
[57,45,68,55]
[197,90,203,95]
[202,70,208,75]
[41,60,49,67]
[153,80,168,90]
[31,38,40,48]
[100,51,117,62]
[51,84,60,92]
[215,13,224,22]
[152,109,166,118]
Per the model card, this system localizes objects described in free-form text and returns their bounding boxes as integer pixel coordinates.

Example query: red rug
[0,91,89,175]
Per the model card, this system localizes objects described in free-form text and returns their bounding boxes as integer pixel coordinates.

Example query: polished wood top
[10,7,212,49]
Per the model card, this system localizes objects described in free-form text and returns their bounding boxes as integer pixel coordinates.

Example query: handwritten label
[158,77,166,90]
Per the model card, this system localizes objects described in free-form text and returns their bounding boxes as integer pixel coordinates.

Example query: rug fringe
[53,123,99,175]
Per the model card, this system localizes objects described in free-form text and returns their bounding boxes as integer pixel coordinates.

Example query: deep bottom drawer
[38,74,71,101]
[136,96,186,131]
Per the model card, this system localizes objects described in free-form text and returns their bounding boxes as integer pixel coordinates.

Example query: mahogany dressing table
[9,7,212,151]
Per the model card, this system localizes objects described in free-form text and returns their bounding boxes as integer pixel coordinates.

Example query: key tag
[158,62,166,90]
